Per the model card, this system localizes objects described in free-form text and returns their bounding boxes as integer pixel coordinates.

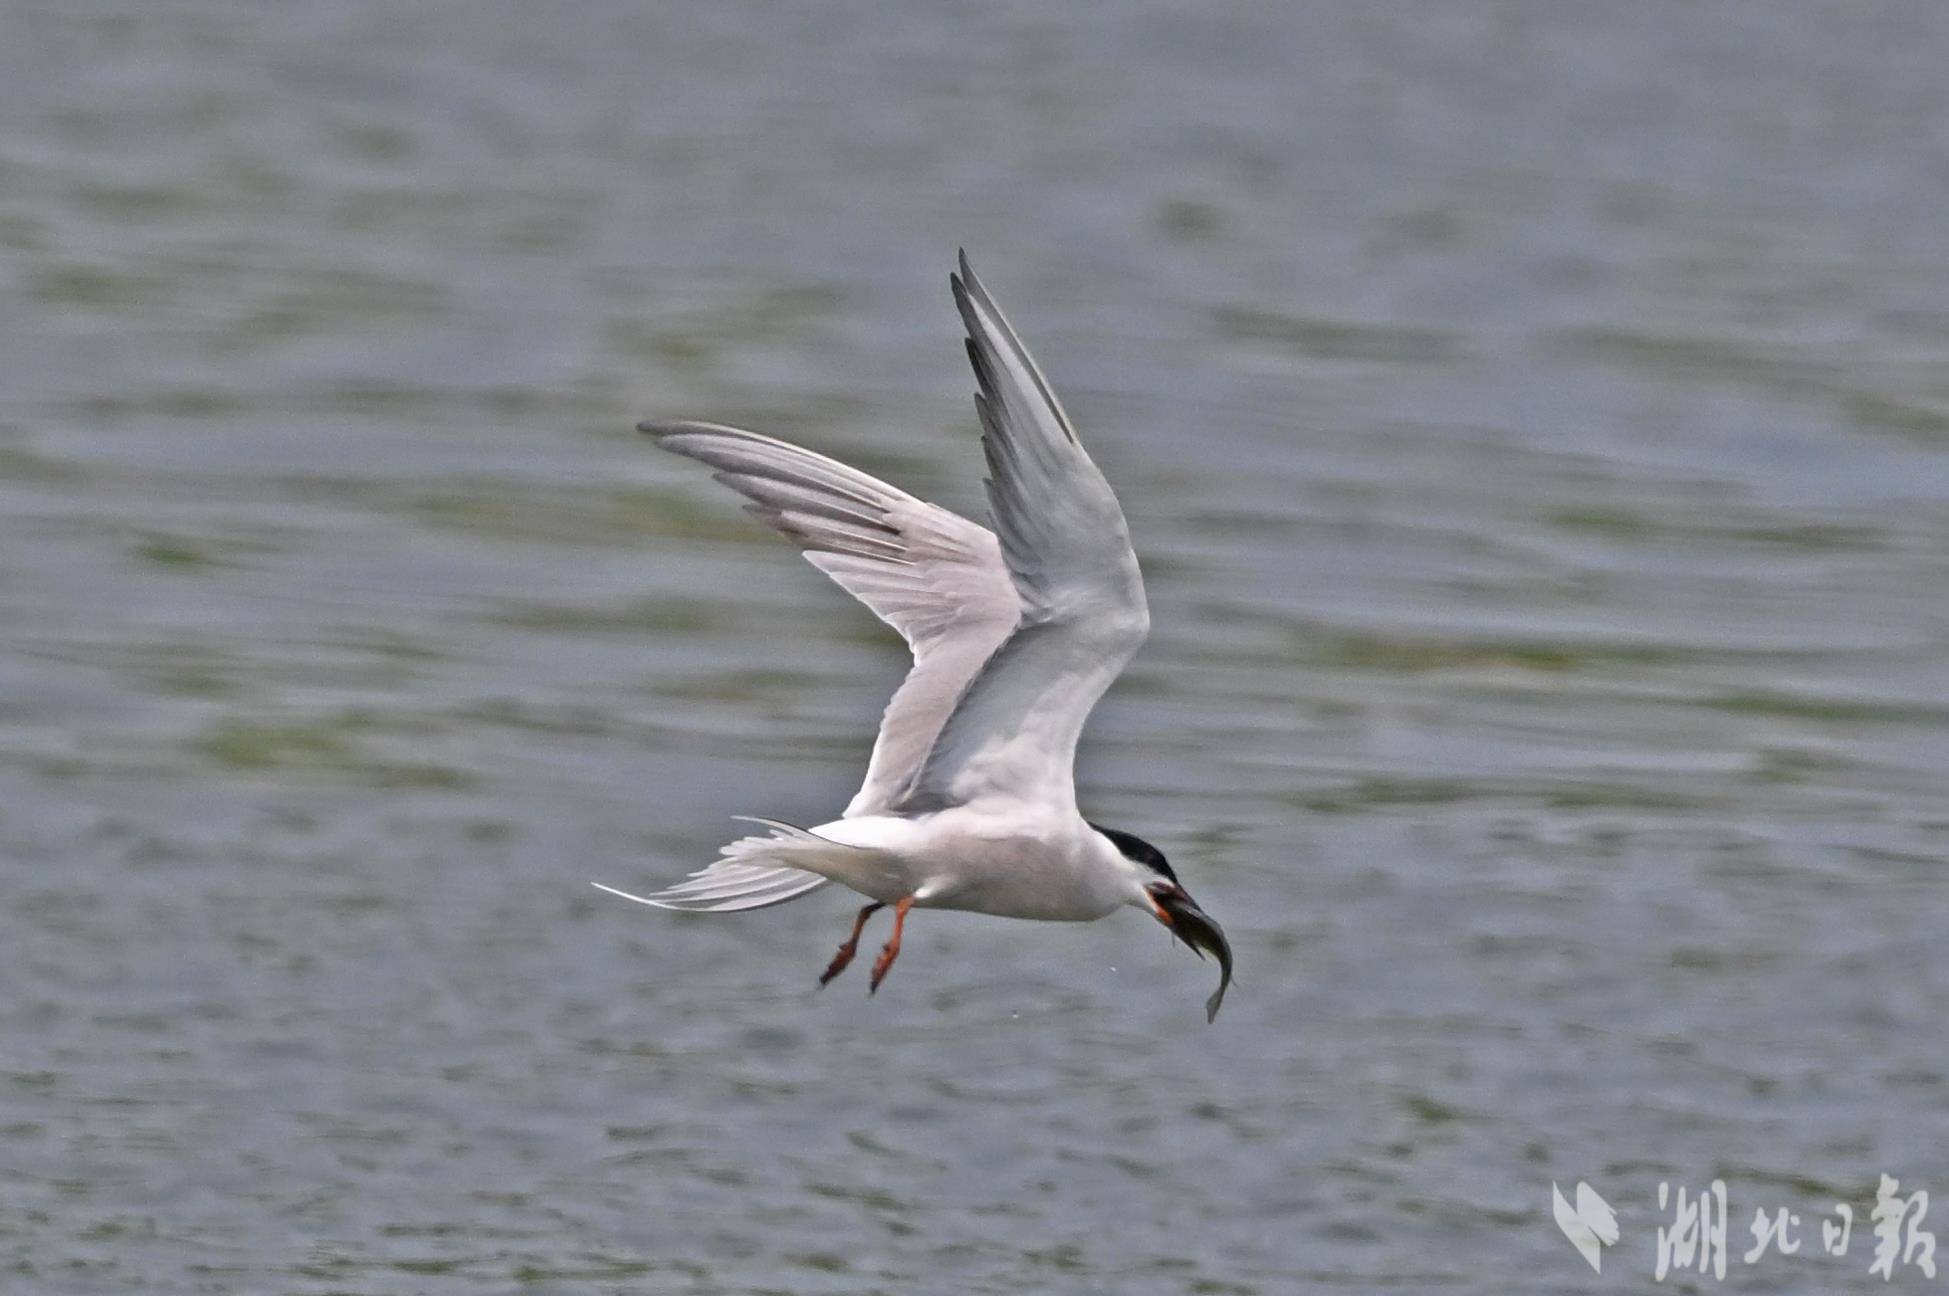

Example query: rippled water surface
[4,3,1949,1292]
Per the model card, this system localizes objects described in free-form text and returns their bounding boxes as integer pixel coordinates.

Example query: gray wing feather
[643,420,1021,815]
[897,252,1149,812]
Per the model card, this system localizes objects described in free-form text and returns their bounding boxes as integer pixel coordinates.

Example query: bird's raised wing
[895,252,1149,813]
[643,420,1021,816]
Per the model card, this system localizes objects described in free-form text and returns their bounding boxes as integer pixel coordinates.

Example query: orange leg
[868,896,914,995]
[818,901,883,986]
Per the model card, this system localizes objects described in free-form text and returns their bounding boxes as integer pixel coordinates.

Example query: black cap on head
[1088,822,1178,886]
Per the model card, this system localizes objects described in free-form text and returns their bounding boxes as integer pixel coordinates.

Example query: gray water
[4,3,1948,1293]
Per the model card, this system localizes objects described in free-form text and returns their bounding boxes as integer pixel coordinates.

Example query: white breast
[813,807,1129,922]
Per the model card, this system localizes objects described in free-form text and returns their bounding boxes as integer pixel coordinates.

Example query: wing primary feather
[953,249,1080,445]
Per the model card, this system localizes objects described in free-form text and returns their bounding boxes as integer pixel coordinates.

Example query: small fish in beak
[1152,885,1234,1022]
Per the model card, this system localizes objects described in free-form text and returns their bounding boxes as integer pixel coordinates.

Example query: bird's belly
[816,813,1120,920]
[924,849,1121,922]
[935,885,1112,922]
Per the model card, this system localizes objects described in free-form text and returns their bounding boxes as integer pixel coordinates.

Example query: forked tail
[592,817,832,913]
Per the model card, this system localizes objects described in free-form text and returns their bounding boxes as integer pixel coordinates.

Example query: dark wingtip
[954,248,986,307]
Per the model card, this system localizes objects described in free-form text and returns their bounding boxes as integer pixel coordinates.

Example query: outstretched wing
[643,420,1021,815]
[896,252,1149,813]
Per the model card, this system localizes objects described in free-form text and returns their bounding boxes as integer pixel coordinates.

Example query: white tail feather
[593,818,834,913]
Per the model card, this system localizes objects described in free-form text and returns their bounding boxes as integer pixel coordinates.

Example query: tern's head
[1091,823,1233,1022]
